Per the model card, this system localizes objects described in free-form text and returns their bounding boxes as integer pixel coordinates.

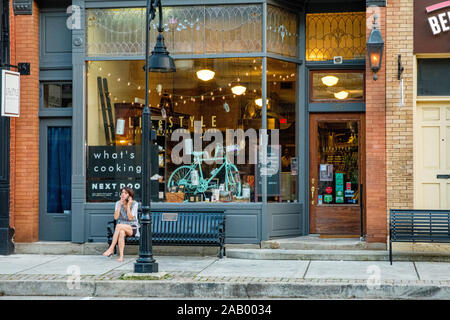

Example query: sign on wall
[1,70,20,117]
[87,145,159,202]
[414,0,450,53]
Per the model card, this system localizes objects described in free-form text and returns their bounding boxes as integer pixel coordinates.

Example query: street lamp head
[148,33,176,73]
[366,14,384,81]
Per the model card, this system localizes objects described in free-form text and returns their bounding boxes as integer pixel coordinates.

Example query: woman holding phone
[102,187,140,262]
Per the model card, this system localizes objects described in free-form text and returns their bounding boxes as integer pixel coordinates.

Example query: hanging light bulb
[334,91,349,100]
[255,98,269,107]
[231,85,247,96]
[321,75,339,87]
[196,69,215,81]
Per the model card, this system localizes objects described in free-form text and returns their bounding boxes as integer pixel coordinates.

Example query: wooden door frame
[309,112,366,235]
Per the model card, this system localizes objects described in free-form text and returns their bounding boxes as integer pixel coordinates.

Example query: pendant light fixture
[196,69,215,81]
[334,91,349,100]
[231,85,247,95]
[255,98,269,107]
[321,75,339,87]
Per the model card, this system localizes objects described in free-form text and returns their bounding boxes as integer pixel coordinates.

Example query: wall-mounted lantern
[366,14,384,80]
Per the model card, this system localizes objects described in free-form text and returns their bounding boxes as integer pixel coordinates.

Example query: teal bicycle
[167,144,241,197]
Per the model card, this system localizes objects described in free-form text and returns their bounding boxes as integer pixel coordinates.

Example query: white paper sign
[1,70,20,117]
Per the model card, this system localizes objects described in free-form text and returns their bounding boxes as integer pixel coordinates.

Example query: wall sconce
[366,14,384,80]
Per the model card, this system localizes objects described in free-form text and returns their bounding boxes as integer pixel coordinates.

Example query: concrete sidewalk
[0,254,449,299]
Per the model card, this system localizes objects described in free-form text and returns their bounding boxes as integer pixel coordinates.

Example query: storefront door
[39,118,72,241]
[415,101,450,209]
[309,113,365,235]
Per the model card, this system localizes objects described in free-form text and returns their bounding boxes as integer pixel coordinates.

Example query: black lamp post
[366,14,384,81]
[134,0,175,274]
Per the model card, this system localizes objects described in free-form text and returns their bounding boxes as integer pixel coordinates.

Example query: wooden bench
[107,210,226,258]
[389,209,450,264]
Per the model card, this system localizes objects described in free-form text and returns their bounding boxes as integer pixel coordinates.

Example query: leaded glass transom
[306,12,365,61]
[86,5,263,57]
[267,5,298,58]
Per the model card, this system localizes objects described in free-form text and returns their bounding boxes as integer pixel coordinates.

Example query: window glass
[306,12,366,61]
[48,127,72,212]
[310,70,364,102]
[317,122,359,205]
[265,59,298,202]
[86,58,264,203]
[417,58,450,96]
[42,83,72,108]
[86,5,262,57]
[267,5,299,58]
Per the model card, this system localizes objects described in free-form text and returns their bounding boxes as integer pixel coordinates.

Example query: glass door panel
[317,121,359,205]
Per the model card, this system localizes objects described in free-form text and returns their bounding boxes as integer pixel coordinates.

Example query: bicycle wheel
[167,166,194,192]
[226,164,242,197]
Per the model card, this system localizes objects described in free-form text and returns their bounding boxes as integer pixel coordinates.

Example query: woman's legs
[103,224,133,257]
[117,229,126,262]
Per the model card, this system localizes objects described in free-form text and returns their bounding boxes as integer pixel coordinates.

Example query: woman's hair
[121,187,134,199]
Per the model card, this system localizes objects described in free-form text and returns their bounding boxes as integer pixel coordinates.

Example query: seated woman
[102,187,140,262]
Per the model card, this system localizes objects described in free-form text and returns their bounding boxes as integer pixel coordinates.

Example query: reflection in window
[42,82,73,108]
[267,5,299,58]
[86,5,263,57]
[317,122,359,205]
[306,12,365,61]
[310,71,364,102]
[266,59,297,202]
[86,59,269,203]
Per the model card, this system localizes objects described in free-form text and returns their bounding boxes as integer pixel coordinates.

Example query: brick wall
[365,6,387,243]
[9,0,15,230]
[385,1,414,211]
[10,1,40,242]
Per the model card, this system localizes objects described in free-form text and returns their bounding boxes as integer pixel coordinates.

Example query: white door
[415,101,450,209]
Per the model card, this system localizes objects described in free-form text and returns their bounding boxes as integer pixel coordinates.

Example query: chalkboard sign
[88,146,142,178]
[87,145,158,202]
[255,145,281,196]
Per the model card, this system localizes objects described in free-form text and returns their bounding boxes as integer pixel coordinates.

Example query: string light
[90,61,296,107]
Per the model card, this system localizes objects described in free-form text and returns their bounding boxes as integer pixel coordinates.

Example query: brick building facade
[1,0,448,252]
[8,0,40,242]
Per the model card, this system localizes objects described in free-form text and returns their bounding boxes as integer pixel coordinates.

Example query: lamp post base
[134,261,159,273]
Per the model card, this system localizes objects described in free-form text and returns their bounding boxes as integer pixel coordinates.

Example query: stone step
[14,242,220,256]
[226,248,450,262]
[260,236,386,251]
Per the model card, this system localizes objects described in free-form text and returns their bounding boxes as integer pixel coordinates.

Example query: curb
[226,249,450,262]
[1,279,449,299]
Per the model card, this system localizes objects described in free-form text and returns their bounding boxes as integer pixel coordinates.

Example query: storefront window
[86,58,264,203]
[306,12,365,61]
[265,59,298,202]
[310,70,364,102]
[316,122,359,205]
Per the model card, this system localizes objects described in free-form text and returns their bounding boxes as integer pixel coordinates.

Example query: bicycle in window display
[167,144,242,198]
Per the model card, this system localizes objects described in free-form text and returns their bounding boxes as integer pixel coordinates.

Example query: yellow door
[415,101,450,209]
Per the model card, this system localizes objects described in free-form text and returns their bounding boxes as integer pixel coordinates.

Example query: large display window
[86,58,273,203]
[85,4,300,204]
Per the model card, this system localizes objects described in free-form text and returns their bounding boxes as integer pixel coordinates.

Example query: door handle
[437,174,450,179]
[311,185,315,205]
